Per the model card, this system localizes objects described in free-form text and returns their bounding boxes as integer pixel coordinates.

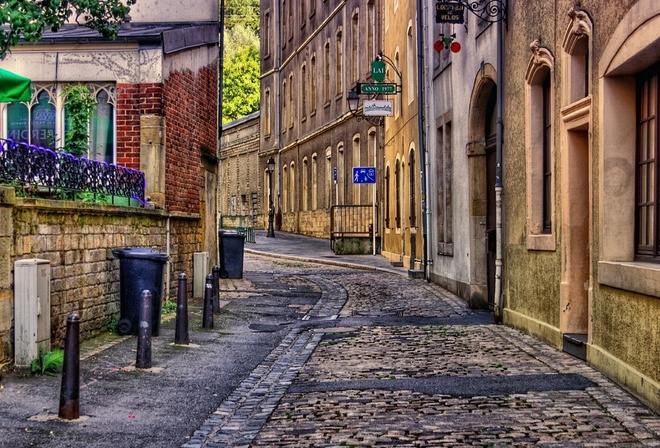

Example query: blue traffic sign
[353,167,376,184]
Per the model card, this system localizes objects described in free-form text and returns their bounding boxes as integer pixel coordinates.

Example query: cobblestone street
[0,232,658,447]
[185,244,660,447]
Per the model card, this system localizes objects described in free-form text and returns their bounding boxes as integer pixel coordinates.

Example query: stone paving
[185,255,660,447]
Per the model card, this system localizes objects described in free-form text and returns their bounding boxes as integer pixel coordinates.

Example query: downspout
[416,0,428,279]
[494,14,504,322]
[166,217,171,301]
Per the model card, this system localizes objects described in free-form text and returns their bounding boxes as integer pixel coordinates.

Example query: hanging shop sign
[435,1,465,24]
[371,60,386,82]
[359,83,398,95]
[363,100,393,116]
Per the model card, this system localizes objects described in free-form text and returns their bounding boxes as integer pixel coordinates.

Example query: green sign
[371,60,386,82]
[359,83,397,94]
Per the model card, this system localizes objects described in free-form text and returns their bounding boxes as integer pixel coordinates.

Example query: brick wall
[116,84,142,169]
[165,65,218,214]
[0,194,202,368]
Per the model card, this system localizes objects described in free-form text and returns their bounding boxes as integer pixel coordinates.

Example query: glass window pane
[30,91,56,148]
[90,90,114,163]
[6,102,29,144]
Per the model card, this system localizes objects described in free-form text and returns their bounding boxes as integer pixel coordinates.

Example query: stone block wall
[0,194,203,368]
[220,113,264,229]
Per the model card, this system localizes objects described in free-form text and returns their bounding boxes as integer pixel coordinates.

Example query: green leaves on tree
[0,0,137,60]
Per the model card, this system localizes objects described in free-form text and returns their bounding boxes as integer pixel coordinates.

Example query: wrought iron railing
[330,204,378,248]
[0,139,145,205]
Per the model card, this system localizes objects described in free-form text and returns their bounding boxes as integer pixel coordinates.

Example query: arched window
[352,134,361,204]
[385,165,391,228]
[311,153,318,210]
[289,162,296,212]
[395,158,401,228]
[409,147,416,227]
[525,40,556,250]
[302,157,309,211]
[325,147,332,208]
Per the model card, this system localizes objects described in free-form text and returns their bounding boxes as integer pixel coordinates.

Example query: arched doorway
[466,64,498,309]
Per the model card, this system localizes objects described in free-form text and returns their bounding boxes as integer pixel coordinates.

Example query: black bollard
[212,265,220,313]
[202,274,214,329]
[59,313,80,420]
[136,290,152,369]
[175,273,189,345]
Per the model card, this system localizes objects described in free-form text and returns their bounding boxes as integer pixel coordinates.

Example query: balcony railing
[0,139,145,206]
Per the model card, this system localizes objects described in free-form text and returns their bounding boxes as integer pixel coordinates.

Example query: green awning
[0,68,31,102]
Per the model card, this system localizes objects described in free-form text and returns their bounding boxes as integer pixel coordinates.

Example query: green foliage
[223,45,260,124]
[224,24,259,60]
[62,85,97,157]
[221,0,260,124]
[75,191,111,204]
[106,315,119,333]
[224,0,259,33]
[30,349,65,376]
[0,0,136,60]
[162,300,177,314]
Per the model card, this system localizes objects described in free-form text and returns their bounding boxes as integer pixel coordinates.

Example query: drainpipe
[166,216,171,301]
[494,15,504,322]
[416,0,429,279]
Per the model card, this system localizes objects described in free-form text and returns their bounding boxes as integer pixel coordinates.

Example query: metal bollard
[175,273,189,345]
[136,290,152,369]
[202,274,214,329]
[212,265,220,313]
[59,313,80,420]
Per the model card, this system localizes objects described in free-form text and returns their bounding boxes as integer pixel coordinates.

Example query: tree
[0,0,136,60]
[224,0,259,34]
[221,1,260,123]
[222,45,260,124]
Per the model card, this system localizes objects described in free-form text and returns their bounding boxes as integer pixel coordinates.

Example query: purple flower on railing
[0,138,145,204]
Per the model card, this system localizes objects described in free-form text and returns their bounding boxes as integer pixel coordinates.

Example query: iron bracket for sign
[437,0,507,24]
[375,52,402,83]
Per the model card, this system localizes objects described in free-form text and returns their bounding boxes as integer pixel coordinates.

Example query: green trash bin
[218,230,246,278]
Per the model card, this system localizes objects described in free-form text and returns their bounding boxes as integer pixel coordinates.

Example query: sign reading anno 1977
[436,1,465,24]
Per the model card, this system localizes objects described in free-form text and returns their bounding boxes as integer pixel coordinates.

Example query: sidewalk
[243,230,407,276]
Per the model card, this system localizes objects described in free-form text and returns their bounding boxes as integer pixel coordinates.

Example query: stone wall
[0,189,202,368]
[220,112,264,229]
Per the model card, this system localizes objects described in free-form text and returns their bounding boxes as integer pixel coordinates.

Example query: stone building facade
[502,0,660,411]
[258,0,660,411]
[380,0,424,272]
[219,111,263,229]
[260,0,384,240]
[422,2,501,308]
[0,1,219,367]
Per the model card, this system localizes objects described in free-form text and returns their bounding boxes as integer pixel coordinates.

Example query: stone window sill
[598,260,660,298]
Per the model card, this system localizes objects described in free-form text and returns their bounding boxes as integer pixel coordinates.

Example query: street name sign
[353,167,376,184]
[359,83,397,94]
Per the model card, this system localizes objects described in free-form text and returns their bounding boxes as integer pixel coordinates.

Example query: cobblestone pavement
[185,253,660,448]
